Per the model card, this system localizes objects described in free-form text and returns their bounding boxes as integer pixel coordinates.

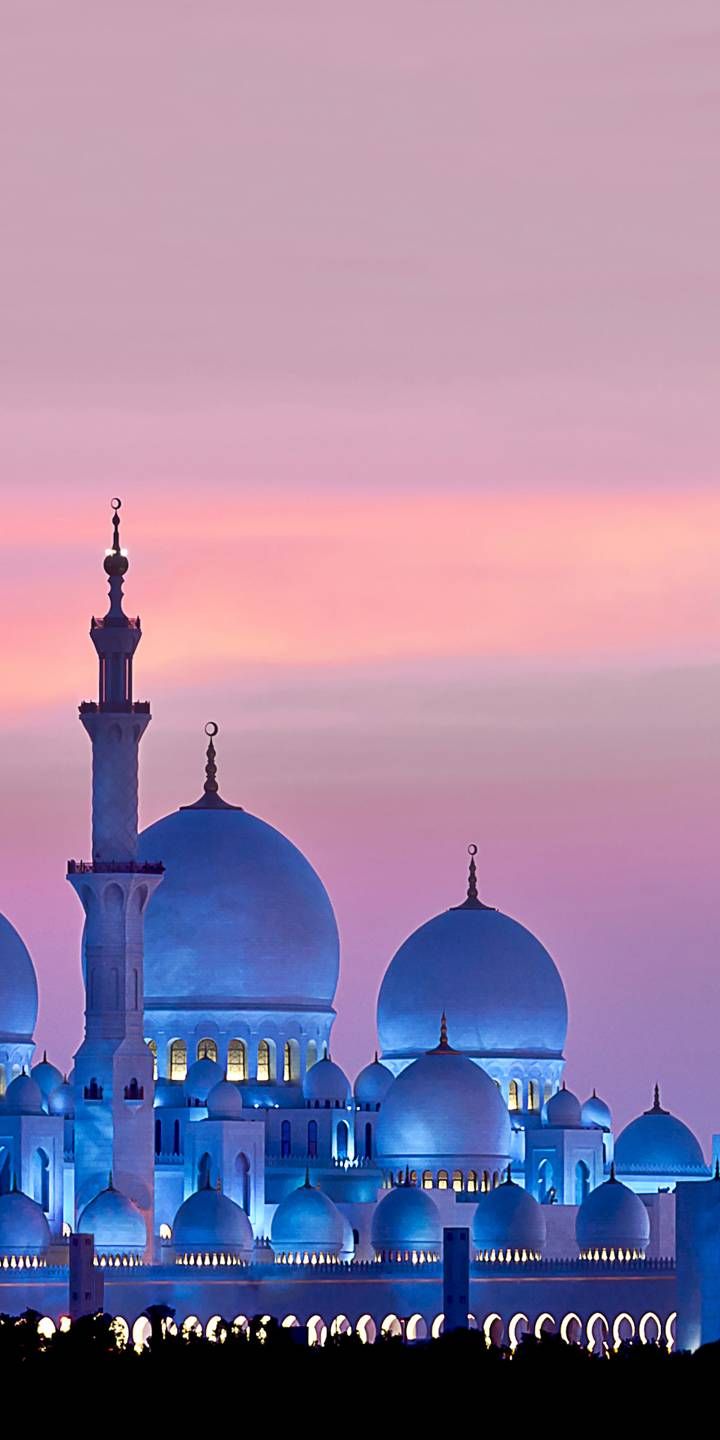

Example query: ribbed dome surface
[78,1183,147,1254]
[4,1073,45,1115]
[472,1176,546,1255]
[576,1174,650,1255]
[0,1189,51,1256]
[138,804,339,1012]
[172,1184,253,1256]
[303,1056,351,1105]
[354,1057,394,1107]
[378,905,567,1064]
[371,1184,442,1254]
[0,914,38,1041]
[271,1178,344,1256]
[376,1037,511,1166]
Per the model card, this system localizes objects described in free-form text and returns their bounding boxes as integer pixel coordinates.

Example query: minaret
[68,499,163,1251]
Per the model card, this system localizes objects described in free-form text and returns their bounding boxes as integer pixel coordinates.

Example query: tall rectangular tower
[68,500,163,1252]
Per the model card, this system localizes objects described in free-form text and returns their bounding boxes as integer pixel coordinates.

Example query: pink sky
[1,4,719,1144]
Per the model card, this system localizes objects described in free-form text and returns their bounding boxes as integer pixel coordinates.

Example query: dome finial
[452,844,493,911]
[714,1159,720,1182]
[180,721,242,812]
[304,1166,312,1189]
[103,498,129,585]
[505,1163,512,1185]
[653,1082,661,1111]
[107,1170,114,1191]
[440,1010,448,1047]
[609,1161,616,1182]
[428,1009,456,1055]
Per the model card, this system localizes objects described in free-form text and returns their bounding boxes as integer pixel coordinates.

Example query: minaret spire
[67,500,163,1257]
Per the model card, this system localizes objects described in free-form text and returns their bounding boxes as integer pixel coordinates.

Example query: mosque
[0,500,719,1353]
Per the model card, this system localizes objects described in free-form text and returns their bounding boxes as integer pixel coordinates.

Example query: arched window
[169,1039,187,1082]
[437,1170,449,1190]
[482,1170,490,1192]
[575,1160,590,1206]
[307,1120,318,1158]
[235,1153,250,1214]
[452,1170,463,1192]
[283,1040,300,1083]
[257,1040,274,1083]
[227,1040,247,1082]
[197,1152,212,1189]
[146,1039,158,1080]
[197,1037,218,1063]
[467,1170,478,1193]
[528,1080,539,1112]
[422,1170,433,1190]
[154,1118,162,1155]
[281,1120,292,1158]
[509,1079,521,1111]
[544,1080,553,1105]
[409,1170,417,1186]
[537,1157,554,1204]
[33,1148,50,1212]
[124,1077,143,1100]
[306,1040,318,1072]
[336,1120,349,1161]
[364,1122,373,1159]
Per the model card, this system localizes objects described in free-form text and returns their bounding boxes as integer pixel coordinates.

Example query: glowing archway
[534,1312,555,1338]
[665,1311,677,1353]
[612,1312,635,1348]
[586,1311,609,1354]
[407,1313,428,1342]
[560,1312,582,1344]
[508,1313,528,1349]
[483,1312,503,1347]
[639,1311,662,1346]
[356,1314,376,1345]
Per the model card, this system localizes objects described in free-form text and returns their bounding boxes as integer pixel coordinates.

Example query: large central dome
[138,788,339,1014]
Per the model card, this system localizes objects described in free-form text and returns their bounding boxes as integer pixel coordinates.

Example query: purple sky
[1,4,719,1145]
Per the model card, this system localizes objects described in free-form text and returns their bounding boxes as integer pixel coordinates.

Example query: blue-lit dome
[270,1175,344,1258]
[376,1022,511,1169]
[354,1056,395,1107]
[303,1056,351,1106]
[582,1090,612,1130]
[371,1183,442,1257]
[184,1057,224,1103]
[48,1080,74,1117]
[576,1171,650,1256]
[377,874,567,1065]
[206,1079,243,1120]
[138,795,339,1014]
[615,1088,706,1177]
[172,1183,253,1259]
[4,1072,44,1115]
[472,1173,546,1257]
[0,914,38,1042]
[78,1180,147,1256]
[31,1053,63,1100]
[546,1084,582,1128]
[0,1187,51,1258]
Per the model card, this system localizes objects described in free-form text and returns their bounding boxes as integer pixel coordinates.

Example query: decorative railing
[67,859,164,875]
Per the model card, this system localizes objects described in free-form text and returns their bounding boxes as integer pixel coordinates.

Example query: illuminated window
[409,1170,417,1186]
[422,1171,433,1190]
[283,1040,300,1084]
[467,1170,478,1193]
[306,1040,318,1072]
[482,1170,490,1192]
[197,1038,218,1063]
[437,1170,449,1190]
[169,1039,187,1082]
[257,1040,273,1083]
[146,1039,158,1079]
[452,1170,463,1192]
[159,1223,172,1241]
[528,1080,539,1112]
[227,1040,247,1082]
[509,1079,521,1111]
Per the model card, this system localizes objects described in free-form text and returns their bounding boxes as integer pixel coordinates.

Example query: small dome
[78,1180,147,1256]
[0,1187,51,1257]
[376,1020,511,1168]
[582,1090,612,1129]
[48,1080,74,1117]
[206,1080,243,1120]
[184,1057,224,1103]
[615,1088,706,1177]
[0,913,38,1042]
[172,1183,254,1259]
[546,1084,582,1128]
[31,1053,64,1100]
[354,1056,394,1107]
[303,1055,351,1106]
[576,1170,650,1256]
[472,1172,546,1257]
[371,1183,442,1257]
[154,1078,185,1108]
[4,1072,45,1115]
[271,1175,345,1258]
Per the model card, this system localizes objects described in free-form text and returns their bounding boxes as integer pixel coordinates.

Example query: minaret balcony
[67,859,165,876]
[79,700,151,715]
